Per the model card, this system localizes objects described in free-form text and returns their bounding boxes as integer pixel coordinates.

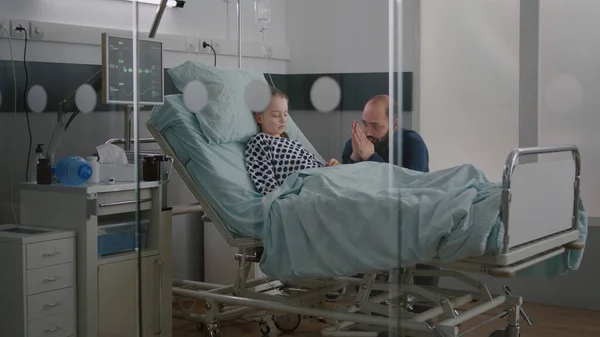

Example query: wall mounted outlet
[29,22,45,40]
[200,40,220,54]
[10,20,28,38]
[184,37,197,52]
[200,40,210,53]
[0,20,9,37]
[210,40,221,54]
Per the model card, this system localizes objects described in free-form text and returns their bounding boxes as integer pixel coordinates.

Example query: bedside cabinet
[20,181,172,337]
[0,224,77,337]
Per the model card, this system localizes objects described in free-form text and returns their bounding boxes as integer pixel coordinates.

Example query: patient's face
[256,96,289,137]
[362,101,395,144]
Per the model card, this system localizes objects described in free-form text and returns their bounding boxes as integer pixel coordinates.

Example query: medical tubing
[261,28,276,88]
[63,70,101,131]
[65,109,81,130]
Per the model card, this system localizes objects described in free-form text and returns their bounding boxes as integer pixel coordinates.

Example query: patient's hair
[367,94,400,118]
[255,87,290,138]
[270,87,288,101]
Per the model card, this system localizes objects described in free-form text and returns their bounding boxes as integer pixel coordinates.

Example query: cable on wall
[1,25,19,224]
[16,25,33,183]
[202,41,217,67]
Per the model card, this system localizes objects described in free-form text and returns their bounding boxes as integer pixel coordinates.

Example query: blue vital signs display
[102,33,164,105]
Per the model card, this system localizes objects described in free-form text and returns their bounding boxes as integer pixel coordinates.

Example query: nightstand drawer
[28,288,76,322]
[27,263,75,295]
[28,312,75,337]
[96,189,153,215]
[27,238,75,270]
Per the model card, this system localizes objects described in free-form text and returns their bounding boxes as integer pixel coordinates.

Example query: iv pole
[149,0,169,39]
[237,0,242,69]
[121,0,169,152]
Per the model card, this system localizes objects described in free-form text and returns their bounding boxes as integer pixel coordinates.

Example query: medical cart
[19,181,173,337]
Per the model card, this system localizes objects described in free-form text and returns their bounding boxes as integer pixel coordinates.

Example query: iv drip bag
[254,0,271,26]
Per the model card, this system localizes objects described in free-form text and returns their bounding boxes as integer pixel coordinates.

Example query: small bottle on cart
[30,144,45,182]
[87,156,100,184]
[36,158,52,185]
[143,155,160,181]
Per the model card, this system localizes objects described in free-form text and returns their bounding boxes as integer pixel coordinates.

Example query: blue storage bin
[98,220,149,256]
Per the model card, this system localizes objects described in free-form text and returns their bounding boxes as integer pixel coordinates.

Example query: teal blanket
[149,94,587,282]
[258,162,587,281]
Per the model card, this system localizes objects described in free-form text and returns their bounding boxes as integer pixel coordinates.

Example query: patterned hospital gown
[244,133,324,195]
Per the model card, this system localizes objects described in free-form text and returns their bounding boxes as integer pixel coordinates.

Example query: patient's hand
[326,159,340,167]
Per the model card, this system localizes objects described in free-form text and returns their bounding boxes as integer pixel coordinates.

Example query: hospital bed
[145,87,586,337]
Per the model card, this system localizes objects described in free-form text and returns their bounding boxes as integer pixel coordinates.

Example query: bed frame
[147,119,584,337]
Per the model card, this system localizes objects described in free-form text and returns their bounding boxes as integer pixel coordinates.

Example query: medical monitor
[101,32,164,106]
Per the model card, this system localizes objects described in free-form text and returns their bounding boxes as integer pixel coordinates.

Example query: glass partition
[0,1,149,337]
[156,0,417,336]
[0,0,422,336]
[1,1,595,337]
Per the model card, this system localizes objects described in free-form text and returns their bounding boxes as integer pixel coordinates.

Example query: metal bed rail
[171,254,529,337]
[105,137,157,145]
[146,120,263,248]
[500,144,581,254]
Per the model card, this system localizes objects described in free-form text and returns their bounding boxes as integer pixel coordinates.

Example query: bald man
[342,94,429,171]
[341,94,438,314]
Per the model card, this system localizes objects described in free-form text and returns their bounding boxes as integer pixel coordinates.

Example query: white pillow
[168,60,266,144]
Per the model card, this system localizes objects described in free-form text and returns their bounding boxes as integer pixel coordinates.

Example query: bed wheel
[206,330,222,337]
[207,330,222,337]
[273,313,302,333]
[205,322,222,337]
[259,322,271,336]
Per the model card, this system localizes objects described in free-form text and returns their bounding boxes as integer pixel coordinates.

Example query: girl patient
[245,88,340,195]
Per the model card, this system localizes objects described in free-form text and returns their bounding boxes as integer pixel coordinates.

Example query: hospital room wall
[419,0,521,182]
[283,0,420,161]
[0,0,289,282]
[285,0,600,310]
[418,0,600,310]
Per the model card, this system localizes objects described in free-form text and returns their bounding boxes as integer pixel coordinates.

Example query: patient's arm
[244,134,279,195]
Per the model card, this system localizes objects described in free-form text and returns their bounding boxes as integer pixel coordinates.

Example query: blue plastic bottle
[54,156,93,186]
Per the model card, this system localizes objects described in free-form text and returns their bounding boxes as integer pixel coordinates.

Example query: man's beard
[367,132,390,157]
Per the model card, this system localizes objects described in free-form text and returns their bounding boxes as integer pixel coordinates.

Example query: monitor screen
[101,33,164,106]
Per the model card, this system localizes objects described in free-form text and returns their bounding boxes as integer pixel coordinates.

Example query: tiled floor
[173,301,600,337]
